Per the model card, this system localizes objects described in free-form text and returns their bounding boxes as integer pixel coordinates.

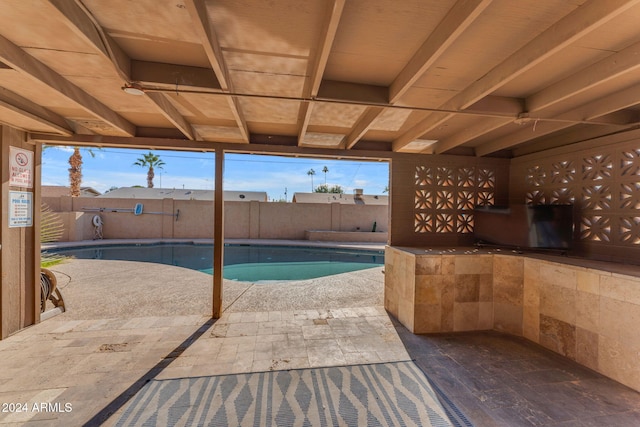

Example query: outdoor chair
[40,268,65,314]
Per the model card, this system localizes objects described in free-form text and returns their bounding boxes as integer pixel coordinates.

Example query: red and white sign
[9,146,33,188]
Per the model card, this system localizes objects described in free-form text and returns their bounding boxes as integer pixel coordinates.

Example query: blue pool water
[48,243,384,281]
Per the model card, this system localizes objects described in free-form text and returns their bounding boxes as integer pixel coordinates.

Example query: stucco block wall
[258,203,332,239]
[42,197,388,241]
[385,247,640,392]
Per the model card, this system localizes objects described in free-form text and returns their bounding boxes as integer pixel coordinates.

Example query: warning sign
[9,191,33,228]
[9,146,34,188]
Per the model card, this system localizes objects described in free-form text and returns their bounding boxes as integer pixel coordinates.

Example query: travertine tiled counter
[385,246,640,392]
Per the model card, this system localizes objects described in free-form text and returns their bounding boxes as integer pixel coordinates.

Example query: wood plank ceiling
[0,0,639,157]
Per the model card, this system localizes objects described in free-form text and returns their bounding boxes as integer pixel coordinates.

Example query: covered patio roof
[1,0,639,156]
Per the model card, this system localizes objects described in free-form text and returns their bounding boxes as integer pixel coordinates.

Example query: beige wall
[42,196,389,241]
[385,247,640,392]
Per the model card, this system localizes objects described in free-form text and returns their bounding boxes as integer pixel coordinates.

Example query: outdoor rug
[114,361,454,426]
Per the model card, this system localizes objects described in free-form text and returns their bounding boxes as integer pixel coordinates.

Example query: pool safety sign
[9,191,33,228]
[9,146,34,188]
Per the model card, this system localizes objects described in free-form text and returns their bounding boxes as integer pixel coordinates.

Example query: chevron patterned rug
[114,361,455,426]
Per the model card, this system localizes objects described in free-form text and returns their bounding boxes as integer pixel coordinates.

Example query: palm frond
[41,202,64,243]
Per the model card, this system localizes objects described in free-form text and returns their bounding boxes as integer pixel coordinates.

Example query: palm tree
[68,147,98,197]
[134,152,165,188]
[307,168,316,191]
[322,166,329,184]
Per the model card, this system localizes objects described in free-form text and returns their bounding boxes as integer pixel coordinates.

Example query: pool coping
[42,238,386,252]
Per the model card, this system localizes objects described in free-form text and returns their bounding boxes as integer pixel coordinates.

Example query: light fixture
[121,82,145,96]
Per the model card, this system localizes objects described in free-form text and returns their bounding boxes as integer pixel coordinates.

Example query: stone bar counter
[384,245,640,392]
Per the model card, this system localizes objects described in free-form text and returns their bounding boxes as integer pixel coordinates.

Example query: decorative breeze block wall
[511,140,640,263]
[390,155,510,247]
[414,166,496,234]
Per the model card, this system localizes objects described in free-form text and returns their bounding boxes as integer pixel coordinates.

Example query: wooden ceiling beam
[0,87,74,135]
[51,0,221,94]
[475,83,640,156]
[48,0,130,78]
[29,133,397,160]
[527,39,640,112]
[145,93,197,141]
[588,109,640,125]
[512,124,628,157]
[317,80,389,105]
[298,0,345,146]
[184,0,249,142]
[313,79,389,148]
[308,0,346,98]
[297,101,314,146]
[50,1,205,141]
[336,106,385,150]
[579,83,640,120]
[434,91,636,155]
[48,0,107,57]
[392,112,453,151]
[183,0,230,90]
[475,121,572,157]
[350,97,521,154]
[0,34,135,136]
[549,84,640,127]
[389,0,492,103]
[434,117,513,154]
[130,60,221,92]
[392,0,640,151]
[464,96,525,116]
[430,97,524,154]
[342,107,386,149]
[443,0,640,111]
[343,0,491,150]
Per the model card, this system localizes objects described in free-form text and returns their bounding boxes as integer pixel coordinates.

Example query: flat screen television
[474,204,574,250]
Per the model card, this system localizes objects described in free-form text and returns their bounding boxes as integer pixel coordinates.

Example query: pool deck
[2,239,639,425]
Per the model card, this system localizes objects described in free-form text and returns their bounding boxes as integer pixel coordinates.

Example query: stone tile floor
[155,306,409,381]
[0,307,409,426]
[396,324,640,427]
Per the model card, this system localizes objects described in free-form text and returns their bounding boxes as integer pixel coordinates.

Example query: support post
[1,127,39,338]
[32,141,41,322]
[212,149,224,318]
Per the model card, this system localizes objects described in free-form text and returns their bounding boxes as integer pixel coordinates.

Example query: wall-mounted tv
[474,204,574,250]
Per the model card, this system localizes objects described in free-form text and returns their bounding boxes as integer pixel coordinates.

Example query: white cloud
[47,146,74,153]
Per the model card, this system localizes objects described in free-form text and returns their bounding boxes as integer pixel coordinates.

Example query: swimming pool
[48,243,384,281]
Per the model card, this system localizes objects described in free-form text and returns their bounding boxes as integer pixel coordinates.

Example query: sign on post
[9,191,33,227]
[9,146,34,188]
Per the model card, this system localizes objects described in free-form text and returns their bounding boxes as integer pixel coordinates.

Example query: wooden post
[212,148,224,318]
[32,141,42,323]
[0,127,39,338]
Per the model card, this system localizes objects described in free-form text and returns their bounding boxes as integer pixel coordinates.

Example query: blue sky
[42,146,389,201]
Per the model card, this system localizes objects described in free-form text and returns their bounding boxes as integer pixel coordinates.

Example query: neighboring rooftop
[41,185,101,198]
[98,187,267,201]
[292,192,388,205]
